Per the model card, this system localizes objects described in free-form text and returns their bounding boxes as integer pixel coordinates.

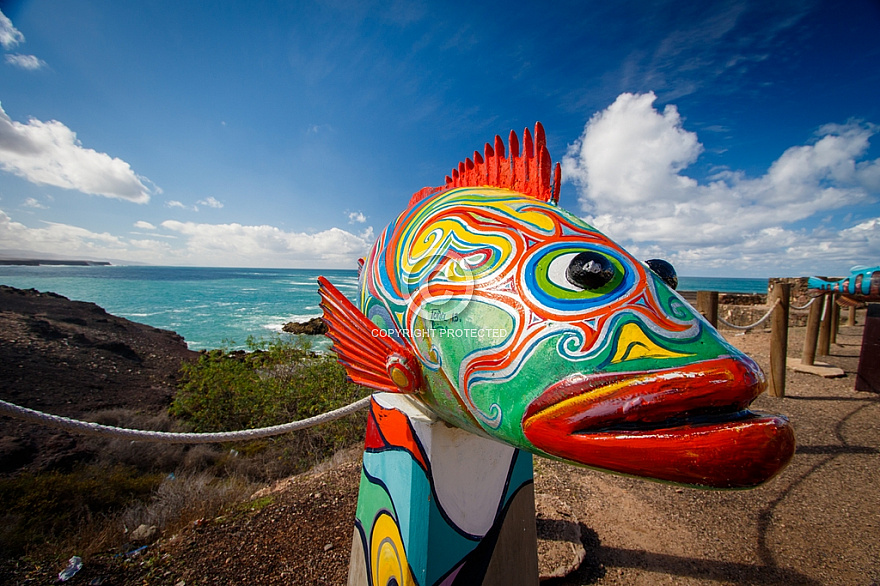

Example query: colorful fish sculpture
[320,123,795,489]
[808,265,880,306]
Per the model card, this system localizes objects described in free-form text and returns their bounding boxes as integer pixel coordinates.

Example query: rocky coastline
[0,259,111,266]
[281,316,327,335]
[0,285,198,473]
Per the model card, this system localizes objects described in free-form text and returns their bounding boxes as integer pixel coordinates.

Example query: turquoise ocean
[0,266,768,351]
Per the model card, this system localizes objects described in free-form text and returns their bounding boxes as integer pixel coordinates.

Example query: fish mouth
[522,356,795,488]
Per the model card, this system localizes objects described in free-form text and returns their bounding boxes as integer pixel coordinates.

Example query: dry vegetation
[0,301,369,583]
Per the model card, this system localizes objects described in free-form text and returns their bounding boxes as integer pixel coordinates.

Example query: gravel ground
[538,321,880,586]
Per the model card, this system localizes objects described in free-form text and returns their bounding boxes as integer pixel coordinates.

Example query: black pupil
[645,258,678,290]
[566,252,615,290]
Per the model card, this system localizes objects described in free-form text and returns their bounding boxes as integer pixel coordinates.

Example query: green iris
[533,247,626,301]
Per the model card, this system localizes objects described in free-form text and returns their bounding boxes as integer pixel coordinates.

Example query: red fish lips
[522,356,795,488]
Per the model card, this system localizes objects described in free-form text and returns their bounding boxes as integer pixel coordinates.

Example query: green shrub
[170,335,369,474]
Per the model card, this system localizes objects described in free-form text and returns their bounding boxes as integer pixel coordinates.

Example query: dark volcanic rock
[0,286,199,473]
[282,316,327,335]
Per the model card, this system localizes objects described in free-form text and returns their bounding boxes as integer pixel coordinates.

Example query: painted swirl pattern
[359,186,703,434]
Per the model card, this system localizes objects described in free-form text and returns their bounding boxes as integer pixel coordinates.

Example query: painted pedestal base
[348,393,539,586]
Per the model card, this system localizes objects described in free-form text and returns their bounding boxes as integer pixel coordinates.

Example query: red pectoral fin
[318,276,422,394]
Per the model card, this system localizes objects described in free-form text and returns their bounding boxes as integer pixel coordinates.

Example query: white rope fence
[791,297,818,311]
[717,298,781,331]
[0,396,371,444]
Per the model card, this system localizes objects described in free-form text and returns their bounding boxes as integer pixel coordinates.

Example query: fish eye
[566,251,615,290]
[523,243,632,312]
[645,258,678,290]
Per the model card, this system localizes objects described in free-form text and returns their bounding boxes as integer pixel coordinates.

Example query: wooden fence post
[697,290,719,328]
[818,294,833,356]
[802,296,823,366]
[769,283,790,398]
[855,304,880,393]
[830,294,840,344]
[848,306,857,327]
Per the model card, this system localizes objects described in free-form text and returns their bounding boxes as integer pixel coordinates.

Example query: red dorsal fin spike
[494,134,505,187]
[485,142,496,187]
[494,135,505,159]
[537,143,551,197]
[534,122,546,151]
[494,135,505,186]
[522,127,533,193]
[465,157,475,185]
[509,129,518,189]
[409,122,561,205]
[509,130,520,159]
[496,134,511,187]
[473,151,485,184]
[552,162,562,204]
[523,127,534,158]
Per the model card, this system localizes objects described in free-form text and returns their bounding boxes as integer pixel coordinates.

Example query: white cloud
[0,10,24,49]
[0,209,127,258]
[160,220,372,266]
[5,54,46,70]
[0,207,372,268]
[0,104,154,203]
[348,211,366,223]
[563,92,702,210]
[562,92,880,275]
[167,198,224,211]
[22,197,47,209]
[196,196,223,209]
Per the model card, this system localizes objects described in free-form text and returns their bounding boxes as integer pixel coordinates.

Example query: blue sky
[0,0,878,277]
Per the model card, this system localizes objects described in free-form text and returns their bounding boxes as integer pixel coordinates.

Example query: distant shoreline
[0,267,770,350]
[0,259,111,266]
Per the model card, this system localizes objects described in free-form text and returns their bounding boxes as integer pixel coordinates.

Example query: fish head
[361,186,793,489]
[325,123,796,489]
